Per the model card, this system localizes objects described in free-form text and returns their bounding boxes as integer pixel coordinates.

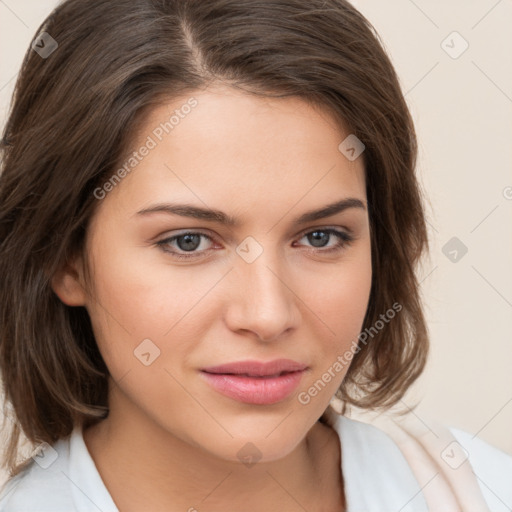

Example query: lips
[200,359,308,405]
[201,359,307,377]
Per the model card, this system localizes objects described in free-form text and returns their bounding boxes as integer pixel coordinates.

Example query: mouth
[204,371,296,378]
[200,359,308,405]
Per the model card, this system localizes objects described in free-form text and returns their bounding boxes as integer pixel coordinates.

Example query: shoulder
[332,414,430,511]
[0,426,118,512]
[450,427,512,510]
[0,437,76,512]
[335,412,414,467]
[329,407,512,512]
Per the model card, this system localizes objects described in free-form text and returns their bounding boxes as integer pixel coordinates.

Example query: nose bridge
[226,238,299,340]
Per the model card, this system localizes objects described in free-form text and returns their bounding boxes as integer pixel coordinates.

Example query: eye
[294,228,354,254]
[155,227,355,261]
[156,231,215,260]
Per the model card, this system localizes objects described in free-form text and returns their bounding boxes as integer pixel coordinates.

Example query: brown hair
[0,0,430,476]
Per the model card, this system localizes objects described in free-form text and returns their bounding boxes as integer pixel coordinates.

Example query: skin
[52,84,372,512]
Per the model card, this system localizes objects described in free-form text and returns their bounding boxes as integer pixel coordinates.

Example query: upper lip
[201,359,308,377]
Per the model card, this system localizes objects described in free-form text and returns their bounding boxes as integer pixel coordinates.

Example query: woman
[0,0,510,510]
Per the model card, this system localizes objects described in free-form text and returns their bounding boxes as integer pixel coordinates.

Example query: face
[61,84,372,462]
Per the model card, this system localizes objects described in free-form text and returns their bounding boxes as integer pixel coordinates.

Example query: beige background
[1,0,511,485]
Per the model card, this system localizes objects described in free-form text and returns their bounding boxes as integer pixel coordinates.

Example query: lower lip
[200,370,305,405]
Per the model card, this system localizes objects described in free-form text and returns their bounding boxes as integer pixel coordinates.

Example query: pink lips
[200,359,308,405]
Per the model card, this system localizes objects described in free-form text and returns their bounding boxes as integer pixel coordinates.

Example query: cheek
[295,246,372,394]
[337,269,371,338]
[302,248,372,343]
[84,242,220,378]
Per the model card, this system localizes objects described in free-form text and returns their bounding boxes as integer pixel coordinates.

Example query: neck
[83,385,344,511]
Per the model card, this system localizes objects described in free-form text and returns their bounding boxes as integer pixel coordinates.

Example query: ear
[51,256,88,306]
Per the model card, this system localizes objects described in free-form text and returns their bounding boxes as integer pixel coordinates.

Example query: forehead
[96,86,366,224]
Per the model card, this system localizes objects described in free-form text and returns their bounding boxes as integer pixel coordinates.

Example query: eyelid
[155,224,353,243]
[151,227,211,246]
[295,224,353,238]
[294,226,355,249]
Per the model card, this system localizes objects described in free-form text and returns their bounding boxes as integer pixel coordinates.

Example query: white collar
[333,414,428,511]
[67,416,428,512]
[68,425,119,512]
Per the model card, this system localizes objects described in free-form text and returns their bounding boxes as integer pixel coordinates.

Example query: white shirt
[1,414,511,511]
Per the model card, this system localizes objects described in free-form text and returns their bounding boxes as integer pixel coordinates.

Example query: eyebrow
[135,197,366,226]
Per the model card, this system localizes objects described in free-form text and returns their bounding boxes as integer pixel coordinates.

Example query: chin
[188,420,312,465]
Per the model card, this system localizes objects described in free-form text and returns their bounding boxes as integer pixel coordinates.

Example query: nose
[224,251,301,343]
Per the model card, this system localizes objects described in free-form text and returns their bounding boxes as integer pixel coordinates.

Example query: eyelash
[155,228,355,261]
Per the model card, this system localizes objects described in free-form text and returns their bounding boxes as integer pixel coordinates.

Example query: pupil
[309,231,328,248]
[178,234,201,251]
